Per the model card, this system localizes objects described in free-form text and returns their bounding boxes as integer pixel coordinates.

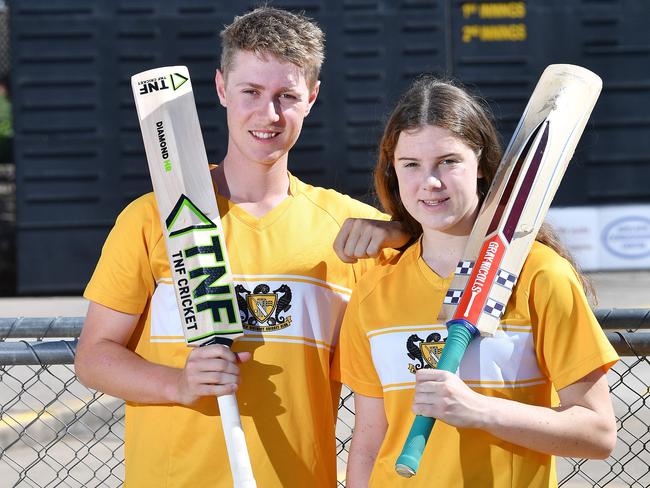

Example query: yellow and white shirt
[85,174,387,488]
[336,239,618,488]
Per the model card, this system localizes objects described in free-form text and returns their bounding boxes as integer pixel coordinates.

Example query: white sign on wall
[546,205,650,271]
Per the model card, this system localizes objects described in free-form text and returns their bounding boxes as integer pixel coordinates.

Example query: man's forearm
[75,339,181,404]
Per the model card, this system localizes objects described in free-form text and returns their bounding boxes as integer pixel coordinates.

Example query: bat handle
[217,393,257,487]
[395,321,478,478]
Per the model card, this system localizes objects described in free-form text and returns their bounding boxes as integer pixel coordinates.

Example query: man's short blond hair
[220,7,325,89]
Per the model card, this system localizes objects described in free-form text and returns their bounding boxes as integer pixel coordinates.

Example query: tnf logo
[138,73,188,95]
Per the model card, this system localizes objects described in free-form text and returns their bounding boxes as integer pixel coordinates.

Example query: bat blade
[131,66,256,487]
[441,64,602,335]
[396,64,602,477]
[131,66,241,346]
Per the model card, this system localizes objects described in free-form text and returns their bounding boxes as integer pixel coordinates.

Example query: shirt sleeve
[83,196,158,315]
[334,288,384,398]
[531,258,619,391]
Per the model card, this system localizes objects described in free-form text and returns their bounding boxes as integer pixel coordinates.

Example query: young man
[75,7,405,487]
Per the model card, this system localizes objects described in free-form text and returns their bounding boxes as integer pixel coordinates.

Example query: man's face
[216,50,319,167]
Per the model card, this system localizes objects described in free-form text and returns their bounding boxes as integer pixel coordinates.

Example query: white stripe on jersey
[367,324,446,338]
[368,324,545,391]
[237,335,333,352]
[150,278,350,350]
[233,274,352,295]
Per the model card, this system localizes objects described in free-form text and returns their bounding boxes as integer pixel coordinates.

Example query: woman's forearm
[477,395,616,459]
[346,394,388,487]
[413,368,617,459]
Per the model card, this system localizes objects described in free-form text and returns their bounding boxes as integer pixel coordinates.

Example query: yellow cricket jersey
[84,173,388,487]
[335,239,618,488]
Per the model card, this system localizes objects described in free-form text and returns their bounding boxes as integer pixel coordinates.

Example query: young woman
[335,75,618,487]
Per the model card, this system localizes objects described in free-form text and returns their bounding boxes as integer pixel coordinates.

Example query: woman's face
[393,125,482,237]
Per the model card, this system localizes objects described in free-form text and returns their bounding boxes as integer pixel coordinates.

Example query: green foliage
[0,91,12,162]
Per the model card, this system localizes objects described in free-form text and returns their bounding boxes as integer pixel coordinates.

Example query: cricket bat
[395,64,603,477]
[131,66,256,487]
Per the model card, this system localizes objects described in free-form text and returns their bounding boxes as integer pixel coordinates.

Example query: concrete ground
[0,295,90,317]
[587,270,650,309]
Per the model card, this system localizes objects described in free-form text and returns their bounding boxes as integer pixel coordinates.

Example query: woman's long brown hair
[374,75,595,301]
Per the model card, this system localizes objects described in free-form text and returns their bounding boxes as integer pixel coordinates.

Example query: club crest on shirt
[235,284,293,331]
[406,332,446,373]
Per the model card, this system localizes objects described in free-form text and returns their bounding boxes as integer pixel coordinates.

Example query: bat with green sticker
[395,64,602,478]
[131,66,256,487]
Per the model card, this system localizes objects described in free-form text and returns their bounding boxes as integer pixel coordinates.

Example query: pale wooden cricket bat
[395,64,603,477]
[131,66,256,487]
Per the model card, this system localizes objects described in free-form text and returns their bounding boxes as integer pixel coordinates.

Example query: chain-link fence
[1,310,649,487]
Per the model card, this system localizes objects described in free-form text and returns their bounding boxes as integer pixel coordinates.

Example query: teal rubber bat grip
[394,321,478,477]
